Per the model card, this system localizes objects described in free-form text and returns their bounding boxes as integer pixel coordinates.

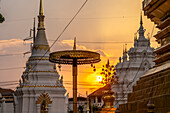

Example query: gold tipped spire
[73,37,76,50]
[39,0,44,16]
[38,0,45,30]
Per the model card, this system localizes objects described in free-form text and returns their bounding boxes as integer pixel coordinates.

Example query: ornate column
[73,58,77,113]
[36,104,41,113]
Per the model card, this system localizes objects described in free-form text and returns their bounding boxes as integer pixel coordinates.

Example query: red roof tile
[88,84,111,97]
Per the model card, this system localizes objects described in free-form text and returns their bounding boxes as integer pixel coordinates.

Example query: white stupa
[111,14,155,107]
[14,0,67,113]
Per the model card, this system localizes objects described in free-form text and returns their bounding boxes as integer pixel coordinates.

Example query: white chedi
[14,0,67,113]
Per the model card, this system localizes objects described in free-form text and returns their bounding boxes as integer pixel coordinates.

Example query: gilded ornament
[36,92,52,107]
[33,45,49,51]
[28,57,49,61]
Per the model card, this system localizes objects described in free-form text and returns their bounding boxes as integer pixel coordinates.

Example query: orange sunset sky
[0,0,159,97]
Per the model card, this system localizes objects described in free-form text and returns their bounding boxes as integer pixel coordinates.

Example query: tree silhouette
[99,59,118,85]
[0,13,5,23]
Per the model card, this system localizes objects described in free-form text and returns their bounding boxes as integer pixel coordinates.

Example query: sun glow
[97,76,102,82]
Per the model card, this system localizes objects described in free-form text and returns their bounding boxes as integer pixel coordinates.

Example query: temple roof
[88,84,111,97]
[0,88,14,96]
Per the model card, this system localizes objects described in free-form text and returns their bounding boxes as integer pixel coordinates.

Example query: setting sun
[97,76,102,82]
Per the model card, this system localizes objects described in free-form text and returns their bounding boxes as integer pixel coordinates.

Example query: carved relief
[36,92,52,113]
[36,92,52,105]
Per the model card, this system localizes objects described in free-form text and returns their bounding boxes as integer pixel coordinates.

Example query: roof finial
[107,59,110,65]
[39,0,44,16]
[33,17,36,42]
[38,0,45,30]
[73,37,76,50]
[123,44,127,55]
[140,12,143,25]
[138,11,145,39]
[125,43,127,54]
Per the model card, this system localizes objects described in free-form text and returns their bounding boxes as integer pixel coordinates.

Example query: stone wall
[120,67,170,113]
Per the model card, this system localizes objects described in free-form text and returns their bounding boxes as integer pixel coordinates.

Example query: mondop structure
[14,0,67,113]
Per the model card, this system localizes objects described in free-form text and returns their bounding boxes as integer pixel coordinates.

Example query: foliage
[0,13,5,23]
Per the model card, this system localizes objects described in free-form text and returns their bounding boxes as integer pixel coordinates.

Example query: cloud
[51,39,87,50]
[0,38,111,61]
[95,49,109,57]
[0,39,30,54]
[51,39,110,58]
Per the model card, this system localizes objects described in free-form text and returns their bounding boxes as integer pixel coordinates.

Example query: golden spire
[39,0,44,16]
[38,0,45,30]
[73,37,76,50]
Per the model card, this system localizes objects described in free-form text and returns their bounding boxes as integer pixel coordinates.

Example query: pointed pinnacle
[38,0,45,30]
[39,0,44,16]
[125,43,127,53]
[73,37,76,50]
[140,12,143,25]
[107,59,110,65]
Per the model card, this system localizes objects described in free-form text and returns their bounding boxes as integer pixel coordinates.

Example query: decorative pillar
[147,99,155,113]
[48,104,52,113]
[36,104,41,113]
[73,58,77,113]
